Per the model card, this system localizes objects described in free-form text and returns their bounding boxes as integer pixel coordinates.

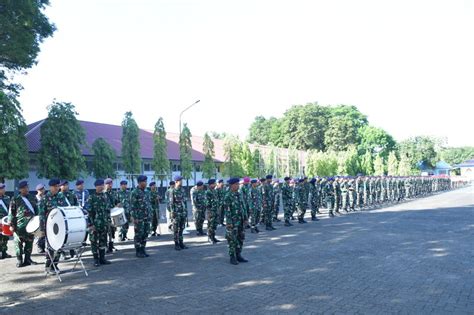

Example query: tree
[361,150,374,175]
[288,148,301,177]
[152,117,169,186]
[306,151,338,177]
[358,125,396,159]
[0,0,55,94]
[338,146,361,176]
[179,123,193,180]
[399,136,438,172]
[252,148,265,178]
[121,111,141,177]
[264,147,276,176]
[438,146,474,166]
[91,138,116,179]
[387,151,399,176]
[324,116,359,152]
[247,116,278,145]
[38,101,85,180]
[398,152,412,175]
[373,155,385,176]
[222,136,244,178]
[0,92,28,182]
[202,133,216,179]
[240,143,255,177]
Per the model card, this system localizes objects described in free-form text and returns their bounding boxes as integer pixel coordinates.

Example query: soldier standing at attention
[104,178,118,253]
[34,184,46,253]
[191,181,207,236]
[309,178,320,221]
[117,180,131,241]
[282,177,293,226]
[0,183,12,260]
[74,179,89,210]
[224,177,248,265]
[249,179,261,233]
[262,175,276,231]
[216,179,226,226]
[8,181,38,267]
[87,179,111,266]
[149,182,161,237]
[206,179,221,243]
[295,178,308,224]
[165,181,175,231]
[39,178,67,273]
[325,178,336,217]
[59,180,78,207]
[333,177,342,214]
[239,177,251,228]
[170,176,188,251]
[131,175,151,258]
[340,177,350,213]
[272,179,282,222]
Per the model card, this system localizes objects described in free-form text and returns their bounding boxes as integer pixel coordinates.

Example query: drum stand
[46,245,88,282]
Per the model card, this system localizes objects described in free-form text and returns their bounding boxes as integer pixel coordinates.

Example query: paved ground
[1,186,473,314]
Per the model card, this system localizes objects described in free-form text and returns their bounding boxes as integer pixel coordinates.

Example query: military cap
[243,176,250,183]
[284,176,291,181]
[266,174,273,180]
[75,179,84,186]
[310,178,316,184]
[228,177,240,185]
[250,179,258,184]
[169,181,176,185]
[298,178,305,183]
[36,183,45,190]
[18,181,28,189]
[208,179,216,185]
[196,181,204,187]
[137,175,147,183]
[174,175,183,181]
[120,180,128,185]
[0,183,5,189]
[49,178,60,186]
[105,178,113,184]
[260,178,266,182]
[60,180,69,186]
[94,179,104,186]
[149,181,156,187]
[217,179,224,184]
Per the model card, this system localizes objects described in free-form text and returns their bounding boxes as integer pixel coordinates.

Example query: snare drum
[110,207,127,227]
[46,206,87,251]
[26,215,44,237]
[1,216,13,236]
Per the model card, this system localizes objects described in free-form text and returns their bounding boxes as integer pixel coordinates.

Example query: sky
[17,0,474,147]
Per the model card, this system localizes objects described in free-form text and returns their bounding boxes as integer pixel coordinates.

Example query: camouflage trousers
[283,201,293,221]
[108,219,116,245]
[249,207,260,228]
[218,206,225,225]
[172,213,186,243]
[326,197,335,214]
[134,220,148,249]
[357,192,364,208]
[341,192,349,211]
[310,200,319,216]
[262,206,273,227]
[226,223,245,257]
[14,228,34,257]
[334,194,341,211]
[348,191,356,210]
[273,199,280,219]
[193,207,206,232]
[151,208,160,233]
[90,228,107,255]
[297,203,307,220]
[207,210,218,238]
[120,212,131,239]
[0,234,8,252]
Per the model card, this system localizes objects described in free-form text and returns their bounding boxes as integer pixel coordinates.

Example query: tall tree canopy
[91,137,116,179]
[202,132,216,179]
[358,125,396,158]
[179,123,193,179]
[121,111,141,175]
[152,117,170,183]
[399,136,438,172]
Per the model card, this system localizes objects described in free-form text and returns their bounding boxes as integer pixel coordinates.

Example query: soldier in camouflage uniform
[239,177,251,228]
[325,178,336,217]
[356,176,364,209]
[104,178,118,253]
[9,181,38,267]
[206,179,221,243]
[282,177,293,226]
[148,182,161,237]
[333,177,342,214]
[340,177,350,213]
[74,179,89,210]
[261,175,276,230]
[249,179,261,232]
[257,178,266,224]
[59,180,78,207]
[131,175,151,258]
[224,178,248,265]
[348,177,356,211]
[87,179,111,266]
[165,181,175,231]
[39,178,68,272]
[117,180,131,241]
[0,183,12,260]
[295,178,308,223]
[216,179,226,225]
[35,184,46,253]
[191,181,207,236]
[309,178,320,221]
[272,179,282,222]
[170,176,188,250]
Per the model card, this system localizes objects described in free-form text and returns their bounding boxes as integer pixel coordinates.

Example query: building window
[194,164,202,172]
[144,163,151,172]
[172,164,181,172]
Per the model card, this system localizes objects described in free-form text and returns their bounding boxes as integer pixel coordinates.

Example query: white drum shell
[46,207,87,251]
[26,215,43,237]
[110,207,127,227]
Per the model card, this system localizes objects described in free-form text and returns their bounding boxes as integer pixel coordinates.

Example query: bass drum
[46,206,87,251]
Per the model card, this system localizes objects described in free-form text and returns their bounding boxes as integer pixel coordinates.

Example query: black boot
[99,249,111,264]
[265,226,273,231]
[69,249,75,258]
[23,253,38,266]
[250,227,256,233]
[93,253,100,267]
[284,220,292,227]
[136,247,145,257]
[230,255,239,265]
[16,255,24,268]
[329,211,335,217]
[212,236,221,243]
[107,242,113,253]
[236,252,248,263]
[179,241,188,249]
[1,251,12,259]
[142,244,149,257]
[254,227,260,233]
[174,242,181,251]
